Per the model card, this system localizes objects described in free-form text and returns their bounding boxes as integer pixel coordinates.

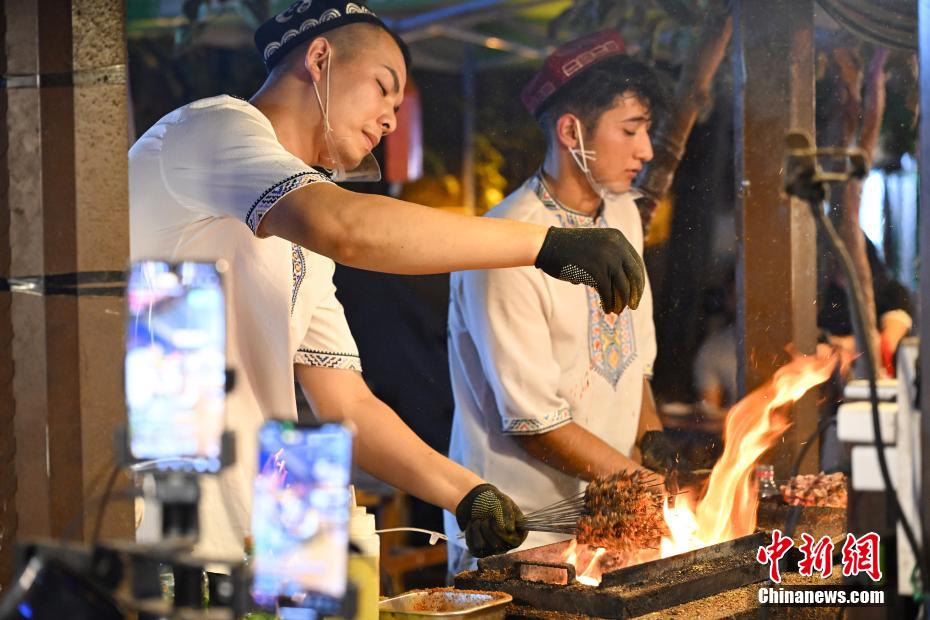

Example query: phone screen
[125,261,226,471]
[0,556,123,620]
[251,421,352,612]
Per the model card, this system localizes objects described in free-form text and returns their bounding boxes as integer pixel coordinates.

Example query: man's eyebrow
[622,115,652,123]
[382,65,400,94]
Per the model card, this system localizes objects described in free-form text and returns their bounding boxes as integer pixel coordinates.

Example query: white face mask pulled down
[312,49,382,183]
[568,117,641,202]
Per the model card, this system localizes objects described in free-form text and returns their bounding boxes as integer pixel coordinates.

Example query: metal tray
[379,590,512,619]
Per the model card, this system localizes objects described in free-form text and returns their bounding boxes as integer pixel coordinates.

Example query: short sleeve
[636,271,657,378]
[159,101,332,234]
[456,266,572,435]
[294,267,362,372]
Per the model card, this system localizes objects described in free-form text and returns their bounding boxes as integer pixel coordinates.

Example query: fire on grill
[457,351,841,615]
[457,533,776,617]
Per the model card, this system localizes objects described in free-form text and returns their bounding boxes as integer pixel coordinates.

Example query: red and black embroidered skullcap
[521,30,627,118]
[255,0,411,72]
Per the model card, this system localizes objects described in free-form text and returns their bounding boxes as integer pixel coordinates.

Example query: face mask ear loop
[571,118,616,202]
[574,118,589,172]
[324,48,333,131]
[570,118,599,173]
[313,83,328,128]
[312,50,334,132]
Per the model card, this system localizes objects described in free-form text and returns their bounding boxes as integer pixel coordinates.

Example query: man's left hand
[456,484,527,558]
[638,430,676,478]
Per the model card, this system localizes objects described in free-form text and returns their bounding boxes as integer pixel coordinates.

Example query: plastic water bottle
[756,464,780,500]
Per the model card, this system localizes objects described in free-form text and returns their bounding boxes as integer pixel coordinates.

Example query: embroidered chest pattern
[534,176,637,388]
[291,244,306,315]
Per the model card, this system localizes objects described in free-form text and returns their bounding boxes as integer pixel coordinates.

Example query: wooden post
[0,0,17,590]
[733,0,818,477]
[1,0,132,557]
[919,0,930,601]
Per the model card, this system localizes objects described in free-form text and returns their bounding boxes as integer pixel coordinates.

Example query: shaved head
[271,23,396,78]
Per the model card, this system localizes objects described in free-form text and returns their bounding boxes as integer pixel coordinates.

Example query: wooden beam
[733,0,818,476]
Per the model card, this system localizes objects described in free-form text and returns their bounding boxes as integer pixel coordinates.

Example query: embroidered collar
[532,171,604,224]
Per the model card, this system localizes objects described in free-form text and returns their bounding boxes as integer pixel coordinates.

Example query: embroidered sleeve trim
[294,347,362,371]
[501,406,572,435]
[246,170,332,234]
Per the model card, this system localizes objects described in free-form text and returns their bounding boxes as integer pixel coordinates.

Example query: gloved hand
[534,227,646,314]
[455,484,527,558]
[638,430,677,478]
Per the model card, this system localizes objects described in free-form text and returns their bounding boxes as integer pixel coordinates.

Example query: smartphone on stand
[250,420,353,615]
[125,260,227,472]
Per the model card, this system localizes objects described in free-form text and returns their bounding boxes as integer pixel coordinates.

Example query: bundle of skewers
[780,472,847,508]
[517,470,671,556]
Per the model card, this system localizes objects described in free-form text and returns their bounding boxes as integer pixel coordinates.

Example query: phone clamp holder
[114,425,237,545]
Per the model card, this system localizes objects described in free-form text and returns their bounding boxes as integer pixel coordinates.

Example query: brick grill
[455,505,846,618]
[455,533,771,618]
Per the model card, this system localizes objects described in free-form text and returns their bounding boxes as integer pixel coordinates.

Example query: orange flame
[577,547,607,586]
[660,495,704,557]
[559,539,609,586]
[562,539,578,567]
[661,351,837,555]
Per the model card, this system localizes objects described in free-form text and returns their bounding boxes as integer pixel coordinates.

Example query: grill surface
[456,533,771,618]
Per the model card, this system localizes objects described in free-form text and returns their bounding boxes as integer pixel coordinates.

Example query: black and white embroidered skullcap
[255,0,411,72]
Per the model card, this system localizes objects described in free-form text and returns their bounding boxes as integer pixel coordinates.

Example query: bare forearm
[296,365,480,512]
[637,378,663,440]
[513,422,644,482]
[350,398,481,512]
[262,183,548,274]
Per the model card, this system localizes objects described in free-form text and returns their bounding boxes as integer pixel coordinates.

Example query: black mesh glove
[535,227,646,314]
[638,430,677,478]
[455,484,527,558]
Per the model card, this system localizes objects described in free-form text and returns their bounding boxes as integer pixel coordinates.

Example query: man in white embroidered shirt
[445,30,674,573]
[130,2,650,562]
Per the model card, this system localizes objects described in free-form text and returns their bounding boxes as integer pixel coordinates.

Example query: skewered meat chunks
[780,472,847,508]
[576,471,668,555]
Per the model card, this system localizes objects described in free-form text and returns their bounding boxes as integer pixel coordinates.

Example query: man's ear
[555,113,580,151]
[303,37,332,83]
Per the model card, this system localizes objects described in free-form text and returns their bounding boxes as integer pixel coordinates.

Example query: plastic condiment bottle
[348,491,380,620]
[756,464,780,500]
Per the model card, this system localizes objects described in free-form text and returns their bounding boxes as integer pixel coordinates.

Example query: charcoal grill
[455,533,771,618]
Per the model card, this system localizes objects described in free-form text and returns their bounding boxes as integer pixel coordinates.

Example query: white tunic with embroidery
[444,175,656,552]
[130,95,362,560]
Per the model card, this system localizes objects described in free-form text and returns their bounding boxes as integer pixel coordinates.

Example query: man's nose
[381,108,397,135]
[637,133,654,162]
